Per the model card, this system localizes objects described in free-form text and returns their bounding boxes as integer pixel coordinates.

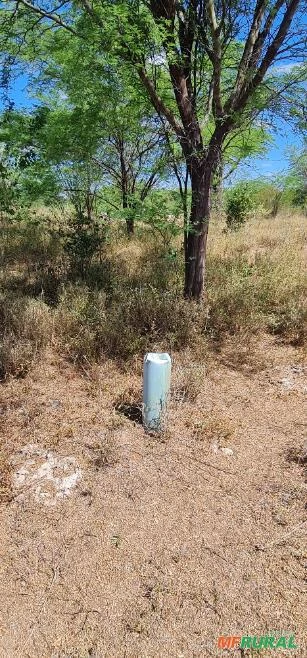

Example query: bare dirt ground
[0,339,306,658]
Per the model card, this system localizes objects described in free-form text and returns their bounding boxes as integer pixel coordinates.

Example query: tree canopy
[0,0,306,296]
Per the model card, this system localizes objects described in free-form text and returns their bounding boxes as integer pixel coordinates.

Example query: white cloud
[271,62,302,75]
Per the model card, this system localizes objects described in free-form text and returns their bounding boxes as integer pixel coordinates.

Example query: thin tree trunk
[270,190,282,217]
[119,143,134,235]
[184,157,211,299]
[122,189,134,235]
[126,215,134,235]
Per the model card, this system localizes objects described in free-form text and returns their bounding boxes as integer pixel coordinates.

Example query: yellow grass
[0,210,306,656]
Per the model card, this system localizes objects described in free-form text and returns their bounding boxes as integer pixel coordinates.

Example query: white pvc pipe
[143,352,171,431]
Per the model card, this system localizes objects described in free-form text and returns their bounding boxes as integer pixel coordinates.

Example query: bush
[62,211,107,277]
[55,283,199,362]
[226,184,253,230]
[268,300,306,346]
[54,285,106,362]
[102,286,198,359]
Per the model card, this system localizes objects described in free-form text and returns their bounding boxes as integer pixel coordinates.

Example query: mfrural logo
[217,634,297,650]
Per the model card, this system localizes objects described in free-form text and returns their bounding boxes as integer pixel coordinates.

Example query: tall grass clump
[256,249,306,345]
[206,217,306,345]
[54,284,106,363]
[103,286,198,358]
[55,282,199,363]
[0,293,52,379]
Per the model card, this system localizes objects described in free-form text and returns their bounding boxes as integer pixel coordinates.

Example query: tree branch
[206,0,223,118]
[251,0,284,68]
[236,0,301,111]
[77,0,103,28]
[150,0,202,151]
[230,0,268,106]
[17,0,80,36]
[137,65,185,139]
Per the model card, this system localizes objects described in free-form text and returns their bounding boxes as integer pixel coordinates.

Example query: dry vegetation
[0,210,306,378]
[0,210,306,657]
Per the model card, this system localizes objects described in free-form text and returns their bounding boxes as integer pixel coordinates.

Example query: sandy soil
[0,340,306,657]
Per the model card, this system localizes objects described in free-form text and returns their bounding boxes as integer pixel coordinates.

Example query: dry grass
[84,432,119,470]
[171,363,206,403]
[206,212,306,341]
[1,211,306,376]
[0,340,306,657]
[209,210,306,258]
[61,212,306,357]
[0,209,306,655]
[0,295,52,379]
[0,450,12,503]
[187,413,237,444]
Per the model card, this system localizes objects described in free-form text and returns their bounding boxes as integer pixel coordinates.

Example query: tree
[39,101,168,235]
[283,150,307,211]
[33,51,170,235]
[2,0,305,297]
[0,108,58,205]
[135,0,305,297]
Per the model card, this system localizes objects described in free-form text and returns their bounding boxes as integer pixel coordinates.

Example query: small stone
[51,399,61,409]
[220,447,234,456]
[291,366,302,373]
[280,377,294,390]
[281,492,292,505]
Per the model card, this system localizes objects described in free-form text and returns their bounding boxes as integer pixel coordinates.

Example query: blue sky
[1,72,304,182]
[235,121,303,181]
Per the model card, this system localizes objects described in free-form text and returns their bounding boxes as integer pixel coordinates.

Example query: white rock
[13,445,82,506]
[220,447,234,456]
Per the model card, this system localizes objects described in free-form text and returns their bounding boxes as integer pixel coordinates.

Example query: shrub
[102,285,200,359]
[54,284,106,362]
[0,337,34,380]
[55,283,199,362]
[226,184,253,230]
[62,211,106,277]
[137,241,183,292]
[140,190,182,248]
[268,303,306,345]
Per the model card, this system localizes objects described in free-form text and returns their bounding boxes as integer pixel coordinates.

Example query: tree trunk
[122,189,134,235]
[184,157,211,299]
[125,214,134,235]
[270,190,282,218]
[119,145,134,235]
